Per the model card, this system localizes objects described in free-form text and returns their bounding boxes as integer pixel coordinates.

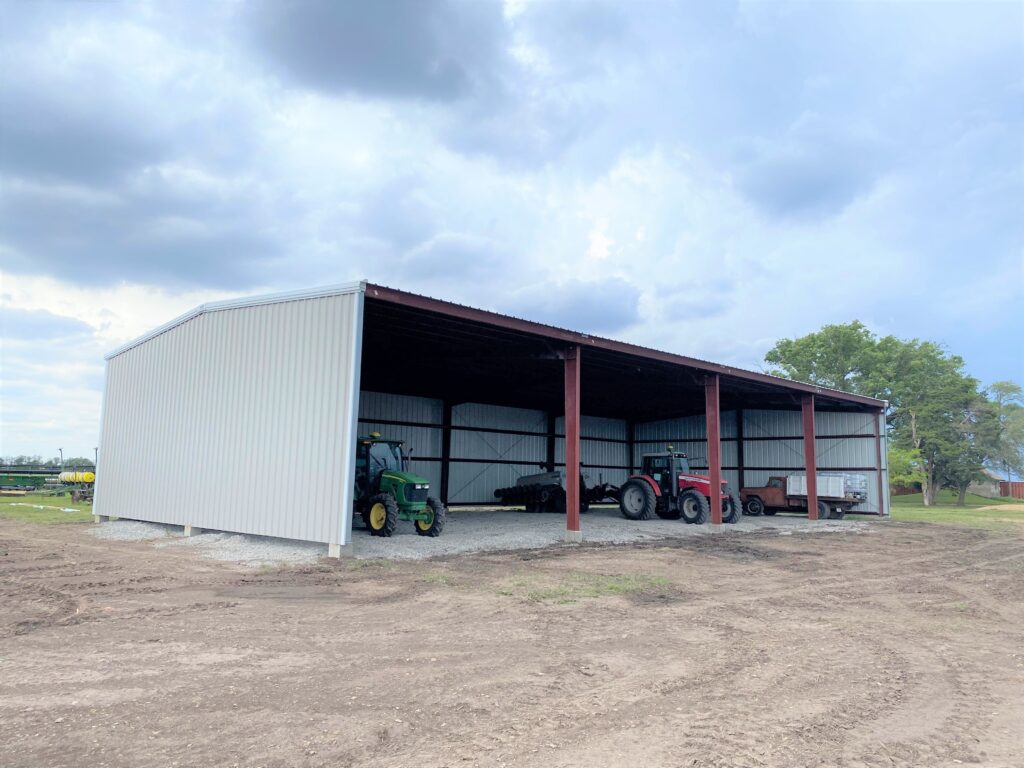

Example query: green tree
[64,457,95,469]
[939,394,995,506]
[877,339,980,506]
[984,381,1024,480]
[764,321,876,392]
[888,445,925,488]
[765,323,987,506]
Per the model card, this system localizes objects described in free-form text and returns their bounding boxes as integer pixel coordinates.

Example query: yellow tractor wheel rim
[369,502,388,529]
[416,509,434,531]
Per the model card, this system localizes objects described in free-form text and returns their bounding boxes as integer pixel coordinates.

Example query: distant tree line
[1,455,95,468]
[765,321,1023,507]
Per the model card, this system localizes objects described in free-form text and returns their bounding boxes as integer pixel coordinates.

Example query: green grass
[889,491,1023,530]
[500,572,672,604]
[347,558,394,571]
[420,570,454,586]
[0,492,95,524]
[890,490,1015,508]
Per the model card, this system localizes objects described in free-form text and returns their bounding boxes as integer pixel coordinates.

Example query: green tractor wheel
[414,498,446,537]
[363,493,399,537]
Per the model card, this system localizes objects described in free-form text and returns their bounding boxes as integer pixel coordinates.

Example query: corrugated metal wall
[555,415,630,488]
[635,412,738,468]
[95,289,364,545]
[449,403,548,503]
[349,400,886,511]
[355,394,634,504]
[632,408,886,513]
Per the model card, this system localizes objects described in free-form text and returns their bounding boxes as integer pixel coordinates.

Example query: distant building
[968,470,1004,499]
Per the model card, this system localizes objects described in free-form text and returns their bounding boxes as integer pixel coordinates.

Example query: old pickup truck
[740,473,868,520]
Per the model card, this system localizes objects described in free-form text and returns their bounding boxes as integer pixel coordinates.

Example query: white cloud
[0,0,1021,456]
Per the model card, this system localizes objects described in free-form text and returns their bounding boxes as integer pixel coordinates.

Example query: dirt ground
[2,519,1022,768]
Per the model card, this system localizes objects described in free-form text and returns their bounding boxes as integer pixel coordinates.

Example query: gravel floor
[86,521,323,567]
[86,508,874,565]
[157,532,324,567]
[87,520,179,541]
[351,507,873,560]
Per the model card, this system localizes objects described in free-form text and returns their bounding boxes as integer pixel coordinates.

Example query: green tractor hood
[380,469,430,486]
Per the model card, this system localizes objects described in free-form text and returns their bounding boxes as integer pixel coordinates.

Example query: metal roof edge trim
[104,280,366,360]
[363,282,886,410]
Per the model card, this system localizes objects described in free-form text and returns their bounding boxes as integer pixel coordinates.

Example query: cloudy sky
[1,0,1022,459]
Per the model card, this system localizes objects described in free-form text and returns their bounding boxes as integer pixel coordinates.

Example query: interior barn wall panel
[815,411,876,437]
[453,403,548,432]
[452,430,548,464]
[743,409,802,439]
[635,411,737,442]
[744,439,807,468]
[451,404,547,462]
[815,437,877,469]
[357,422,443,463]
[554,416,629,467]
[96,290,362,545]
[448,462,540,505]
[358,391,442,425]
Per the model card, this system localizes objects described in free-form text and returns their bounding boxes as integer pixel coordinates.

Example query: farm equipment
[354,433,446,537]
[618,450,741,524]
[49,470,96,502]
[494,469,619,514]
[740,473,868,520]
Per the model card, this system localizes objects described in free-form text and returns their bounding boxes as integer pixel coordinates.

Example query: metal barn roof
[106,280,884,421]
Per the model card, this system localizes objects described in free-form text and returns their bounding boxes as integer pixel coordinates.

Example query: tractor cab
[355,434,419,499]
[640,451,692,498]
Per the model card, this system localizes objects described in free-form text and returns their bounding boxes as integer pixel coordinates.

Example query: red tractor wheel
[723,489,743,524]
[679,489,709,524]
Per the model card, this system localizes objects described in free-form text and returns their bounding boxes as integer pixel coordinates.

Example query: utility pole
[58,448,64,468]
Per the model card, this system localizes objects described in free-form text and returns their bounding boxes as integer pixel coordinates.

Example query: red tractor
[619,451,742,524]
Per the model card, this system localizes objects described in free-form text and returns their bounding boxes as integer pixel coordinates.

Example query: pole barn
[94,281,889,556]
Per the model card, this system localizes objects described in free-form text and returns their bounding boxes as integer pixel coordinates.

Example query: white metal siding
[95,289,363,545]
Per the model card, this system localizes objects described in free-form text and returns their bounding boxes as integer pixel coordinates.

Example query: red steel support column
[705,374,722,525]
[803,394,819,520]
[874,407,886,515]
[564,346,582,542]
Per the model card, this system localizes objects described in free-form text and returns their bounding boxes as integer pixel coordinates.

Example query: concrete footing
[327,543,354,559]
[93,514,109,523]
[563,529,583,543]
[184,524,202,537]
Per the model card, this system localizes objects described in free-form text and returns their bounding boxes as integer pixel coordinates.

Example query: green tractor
[354,433,446,537]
